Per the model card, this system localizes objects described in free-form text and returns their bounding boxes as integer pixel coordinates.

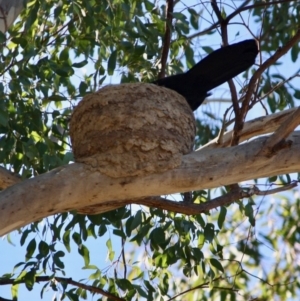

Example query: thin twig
[0,276,125,301]
[167,277,222,301]
[216,106,231,145]
[225,0,296,25]
[77,180,298,217]
[211,0,240,138]
[188,0,298,40]
[231,28,300,145]
[255,73,300,105]
[120,223,127,279]
[133,181,298,213]
[243,29,300,117]
[158,0,174,79]
[250,181,298,196]
[211,0,224,24]
[200,107,300,150]
[167,271,243,301]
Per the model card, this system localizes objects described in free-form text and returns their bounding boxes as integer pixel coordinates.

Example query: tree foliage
[0,0,300,300]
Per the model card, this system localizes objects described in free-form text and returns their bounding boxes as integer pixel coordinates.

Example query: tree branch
[201,107,300,149]
[0,276,125,301]
[1,131,300,236]
[256,107,300,157]
[158,0,173,79]
[211,0,241,195]
[230,25,300,145]
[236,28,300,141]
[250,181,298,196]
[0,297,13,301]
[187,0,298,40]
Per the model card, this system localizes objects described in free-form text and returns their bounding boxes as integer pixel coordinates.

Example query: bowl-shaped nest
[70,83,196,178]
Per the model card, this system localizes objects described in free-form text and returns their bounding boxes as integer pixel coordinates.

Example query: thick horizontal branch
[0,108,297,190]
[0,132,300,236]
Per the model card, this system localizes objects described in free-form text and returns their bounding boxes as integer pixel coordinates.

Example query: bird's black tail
[187,39,258,92]
[153,39,258,111]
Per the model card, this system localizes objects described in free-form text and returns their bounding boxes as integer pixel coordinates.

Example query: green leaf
[268,176,277,183]
[135,17,151,37]
[218,206,227,229]
[245,203,255,226]
[25,239,36,261]
[79,81,88,95]
[116,278,133,291]
[38,241,49,257]
[59,48,69,61]
[72,232,82,245]
[188,8,199,30]
[210,258,224,273]
[40,282,50,299]
[196,214,206,228]
[78,244,90,267]
[204,223,215,243]
[294,90,300,99]
[0,31,6,43]
[172,12,187,21]
[98,223,107,237]
[106,239,115,261]
[133,284,148,298]
[149,228,166,248]
[0,108,9,126]
[113,229,126,239]
[192,247,204,261]
[53,251,65,269]
[72,60,88,68]
[185,45,195,69]
[11,37,28,49]
[24,270,35,291]
[131,210,142,232]
[202,46,214,54]
[107,50,117,75]
[11,283,19,300]
[63,229,71,252]
[24,0,39,31]
[20,229,30,246]
[89,269,101,280]
[159,273,169,294]
[221,7,227,19]
[291,44,299,62]
[65,291,80,301]
[87,214,103,225]
[125,216,134,236]
[46,94,67,102]
[52,64,74,77]
[82,264,98,270]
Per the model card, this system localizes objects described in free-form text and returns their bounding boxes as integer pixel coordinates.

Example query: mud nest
[70,83,196,178]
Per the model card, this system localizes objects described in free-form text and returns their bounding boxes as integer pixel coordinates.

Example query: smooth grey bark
[0,131,299,236]
[0,0,24,32]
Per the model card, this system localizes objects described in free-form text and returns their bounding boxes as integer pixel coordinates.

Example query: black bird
[152,39,258,111]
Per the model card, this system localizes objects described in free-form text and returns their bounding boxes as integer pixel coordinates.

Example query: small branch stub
[70,83,196,178]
